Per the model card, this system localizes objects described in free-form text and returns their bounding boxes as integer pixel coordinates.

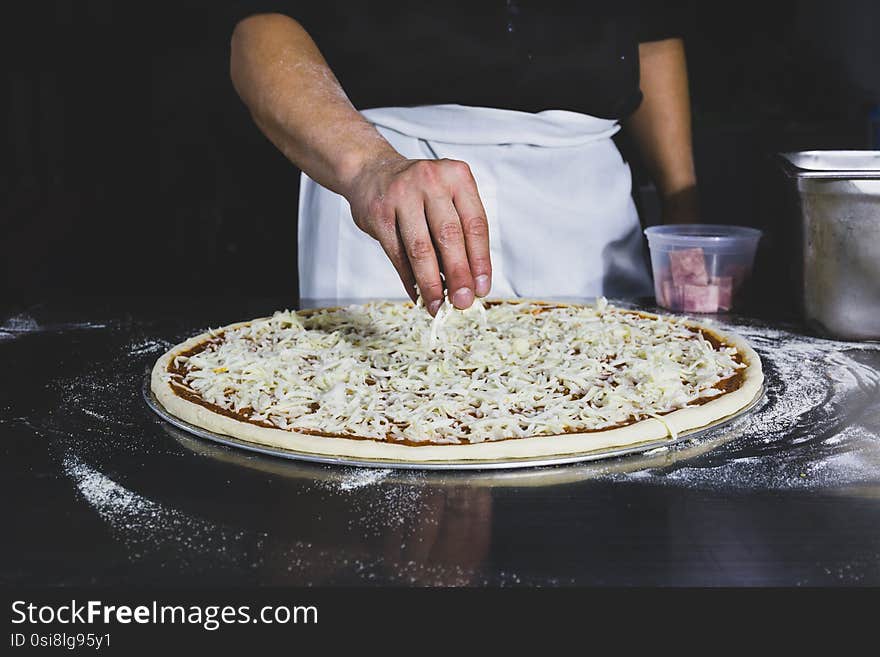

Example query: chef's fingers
[445,161,492,298]
[375,223,418,303]
[396,199,445,316]
[425,196,475,310]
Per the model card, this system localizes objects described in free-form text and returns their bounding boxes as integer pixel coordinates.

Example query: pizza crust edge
[149,305,764,463]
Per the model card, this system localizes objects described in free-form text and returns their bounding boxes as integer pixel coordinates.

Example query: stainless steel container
[777,151,880,340]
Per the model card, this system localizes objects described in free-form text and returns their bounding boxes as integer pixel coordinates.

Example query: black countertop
[3,297,879,587]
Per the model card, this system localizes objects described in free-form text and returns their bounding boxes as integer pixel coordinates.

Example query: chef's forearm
[230,13,399,196]
[625,38,697,213]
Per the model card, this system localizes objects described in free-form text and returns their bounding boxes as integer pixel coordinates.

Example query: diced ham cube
[711,276,734,310]
[682,284,720,313]
[669,248,709,286]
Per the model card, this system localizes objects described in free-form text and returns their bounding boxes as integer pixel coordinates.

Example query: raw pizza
[150,298,763,463]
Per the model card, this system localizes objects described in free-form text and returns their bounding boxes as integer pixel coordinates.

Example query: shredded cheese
[168,300,744,444]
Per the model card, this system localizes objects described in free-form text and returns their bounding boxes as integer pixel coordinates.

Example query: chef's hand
[344,153,492,316]
[230,14,490,314]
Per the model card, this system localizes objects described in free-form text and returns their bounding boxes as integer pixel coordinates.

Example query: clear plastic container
[644,224,762,313]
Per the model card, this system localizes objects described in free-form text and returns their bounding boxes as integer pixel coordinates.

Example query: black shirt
[236,1,682,119]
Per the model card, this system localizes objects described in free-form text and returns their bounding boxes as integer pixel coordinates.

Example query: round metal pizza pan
[143,375,765,471]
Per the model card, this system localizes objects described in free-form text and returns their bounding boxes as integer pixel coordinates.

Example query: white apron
[298,104,652,301]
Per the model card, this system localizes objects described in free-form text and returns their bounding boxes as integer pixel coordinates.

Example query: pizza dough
[150,299,763,464]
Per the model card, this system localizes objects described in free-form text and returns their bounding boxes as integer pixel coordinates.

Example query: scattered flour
[64,451,159,527]
[1,313,40,332]
[19,309,880,585]
[81,408,114,423]
[0,313,107,337]
[313,467,432,537]
[62,451,260,570]
[128,338,172,356]
[609,317,880,490]
[337,468,392,491]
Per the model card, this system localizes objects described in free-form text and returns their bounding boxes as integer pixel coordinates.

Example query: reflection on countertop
[2,297,879,586]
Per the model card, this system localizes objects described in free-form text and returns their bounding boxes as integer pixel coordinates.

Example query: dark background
[3,0,879,315]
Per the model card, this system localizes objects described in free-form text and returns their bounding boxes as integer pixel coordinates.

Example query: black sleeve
[633,1,687,43]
